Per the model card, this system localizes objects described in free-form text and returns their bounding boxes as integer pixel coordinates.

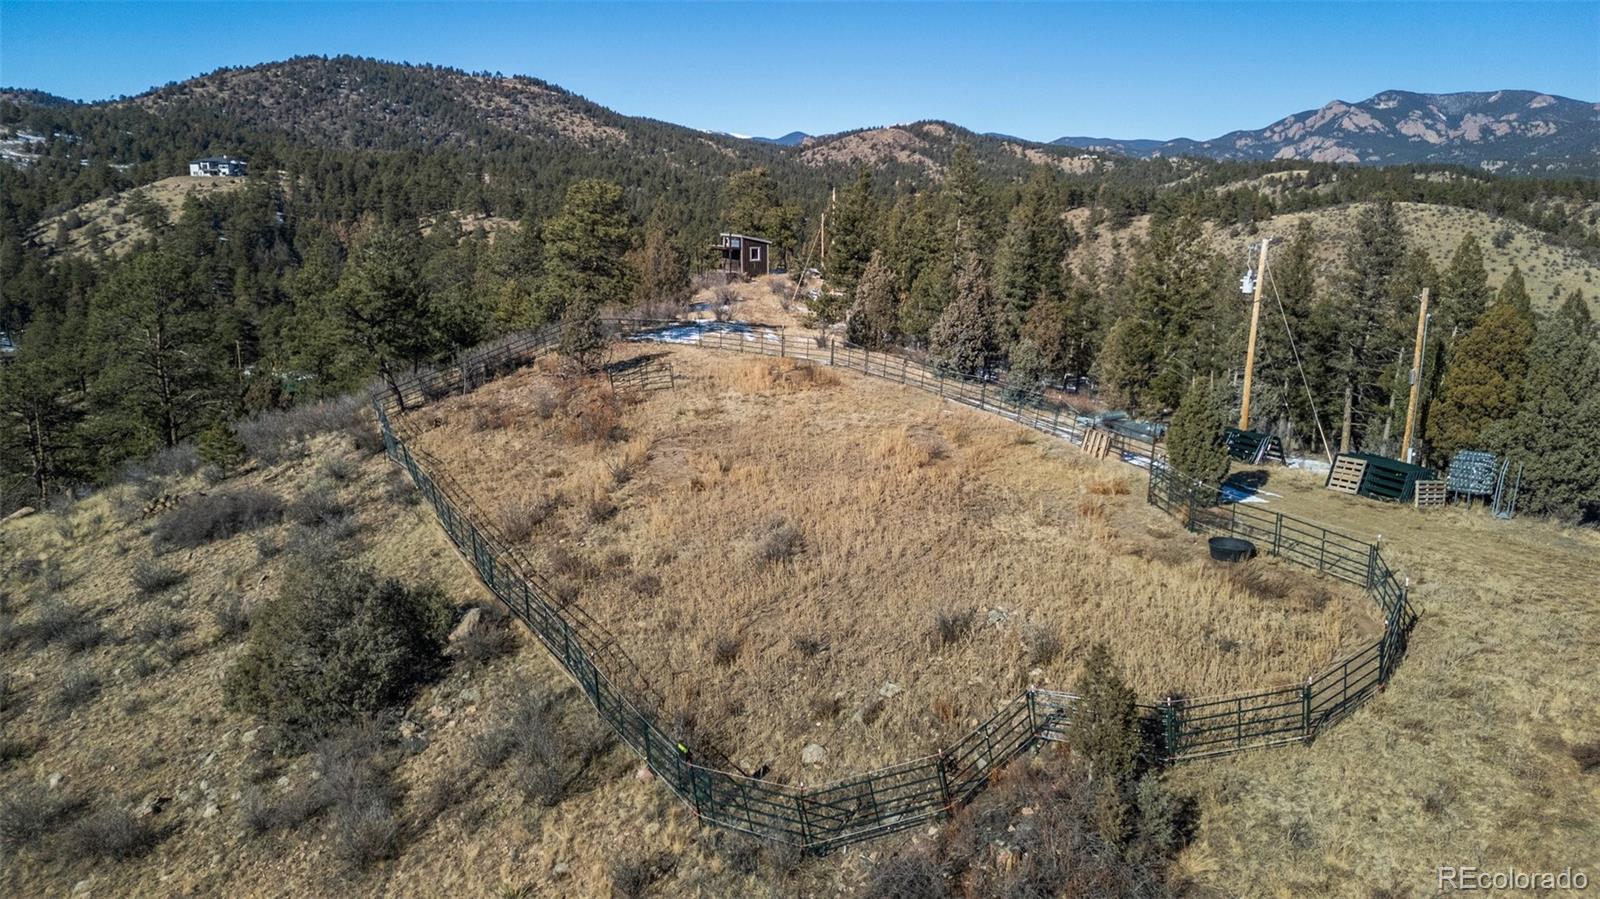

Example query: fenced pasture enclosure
[372,319,1418,853]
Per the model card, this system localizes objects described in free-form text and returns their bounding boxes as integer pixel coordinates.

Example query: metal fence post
[829,341,835,367]
[1160,698,1181,762]
[1301,679,1312,742]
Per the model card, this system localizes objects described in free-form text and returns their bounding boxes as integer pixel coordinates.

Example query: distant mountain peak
[1053,89,1597,174]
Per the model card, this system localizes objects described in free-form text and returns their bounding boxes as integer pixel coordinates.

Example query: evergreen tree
[1437,235,1491,340]
[1165,378,1231,487]
[992,166,1065,343]
[327,227,440,406]
[844,250,899,348]
[720,168,802,263]
[825,168,878,298]
[1331,200,1408,452]
[927,249,996,376]
[87,251,226,457]
[537,179,634,325]
[1424,282,1536,462]
[1068,642,1143,788]
[1095,316,1159,413]
[632,209,691,317]
[1124,212,1222,409]
[1004,337,1048,401]
[0,314,85,503]
[1493,292,1599,522]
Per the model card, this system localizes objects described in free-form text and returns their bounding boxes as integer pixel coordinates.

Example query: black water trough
[1209,536,1257,563]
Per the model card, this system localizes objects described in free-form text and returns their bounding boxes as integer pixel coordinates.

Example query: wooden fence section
[370,319,1418,853]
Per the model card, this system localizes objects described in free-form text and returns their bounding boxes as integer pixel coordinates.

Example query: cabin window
[749,246,761,262]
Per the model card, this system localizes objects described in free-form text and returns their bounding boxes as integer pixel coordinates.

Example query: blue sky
[1,2,1595,141]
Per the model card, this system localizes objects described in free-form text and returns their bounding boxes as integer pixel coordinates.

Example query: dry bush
[792,634,828,657]
[153,489,284,550]
[862,853,950,899]
[132,556,186,596]
[562,382,622,444]
[1022,624,1063,667]
[65,806,158,860]
[25,600,104,653]
[213,592,251,642]
[53,667,101,711]
[630,573,662,598]
[0,783,82,850]
[710,635,742,667]
[609,853,675,899]
[931,608,975,648]
[748,517,804,565]
[719,357,839,394]
[235,394,367,464]
[287,489,350,529]
[874,426,946,472]
[455,620,518,665]
[498,494,559,543]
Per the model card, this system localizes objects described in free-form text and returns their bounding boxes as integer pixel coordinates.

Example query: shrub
[609,854,674,899]
[234,394,366,465]
[213,593,251,641]
[153,489,284,550]
[132,557,186,595]
[711,635,742,667]
[382,469,418,506]
[629,573,662,598]
[1573,740,1600,774]
[0,783,81,850]
[1022,624,1063,667]
[65,807,157,860]
[562,383,622,444]
[134,612,188,644]
[750,518,804,564]
[54,667,101,710]
[223,559,451,746]
[320,456,359,484]
[456,621,517,664]
[288,489,349,528]
[498,494,558,543]
[930,609,975,648]
[198,422,248,473]
[862,853,950,899]
[28,601,104,653]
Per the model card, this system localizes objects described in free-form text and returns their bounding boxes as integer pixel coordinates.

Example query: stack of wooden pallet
[1326,455,1368,495]
[1083,428,1113,460]
[1413,479,1447,509]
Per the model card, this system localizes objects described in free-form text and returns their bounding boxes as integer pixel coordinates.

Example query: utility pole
[1238,239,1271,431]
[1399,287,1430,464]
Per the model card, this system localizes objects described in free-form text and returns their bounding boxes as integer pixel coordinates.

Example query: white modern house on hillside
[188,156,247,177]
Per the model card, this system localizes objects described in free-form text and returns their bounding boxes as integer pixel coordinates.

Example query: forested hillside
[3,56,1597,523]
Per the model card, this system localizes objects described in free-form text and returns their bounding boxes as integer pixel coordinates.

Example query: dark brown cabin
[712,233,771,279]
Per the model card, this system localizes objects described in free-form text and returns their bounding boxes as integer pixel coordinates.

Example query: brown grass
[399,344,1372,780]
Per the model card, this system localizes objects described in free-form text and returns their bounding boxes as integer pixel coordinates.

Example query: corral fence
[371,319,1417,853]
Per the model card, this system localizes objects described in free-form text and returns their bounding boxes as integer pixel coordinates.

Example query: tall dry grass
[401,346,1372,780]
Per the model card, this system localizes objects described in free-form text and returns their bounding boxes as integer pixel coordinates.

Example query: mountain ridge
[1050,89,1598,174]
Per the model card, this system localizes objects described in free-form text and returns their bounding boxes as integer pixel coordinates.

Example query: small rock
[801,743,827,766]
[878,681,902,699]
[276,776,290,788]
[47,772,66,789]
[987,608,1011,627]
[460,687,481,703]
[634,765,654,784]
[427,704,447,720]
[201,802,219,819]
[1020,806,1035,817]
[2,506,36,524]
[203,751,217,766]
[448,608,483,643]
[242,727,260,745]
[70,878,92,897]
[552,862,570,877]
[134,794,170,818]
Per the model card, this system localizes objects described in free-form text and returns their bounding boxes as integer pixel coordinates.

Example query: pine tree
[1332,200,1408,452]
[927,249,995,376]
[632,209,691,318]
[1438,235,1491,340]
[993,167,1065,343]
[537,179,633,321]
[844,250,899,348]
[0,313,85,502]
[327,227,440,406]
[88,251,227,456]
[1424,282,1536,463]
[1165,378,1231,487]
[825,168,878,298]
[1490,292,1599,521]
[1095,316,1159,413]
[721,168,801,264]
[1124,213,1222,409]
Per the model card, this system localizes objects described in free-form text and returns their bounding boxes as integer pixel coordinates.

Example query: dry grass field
[1167,466,1600,895]
[399,344,1375,782]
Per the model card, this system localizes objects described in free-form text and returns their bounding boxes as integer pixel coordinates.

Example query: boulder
[801,743,827,766]
[448,608,483,643]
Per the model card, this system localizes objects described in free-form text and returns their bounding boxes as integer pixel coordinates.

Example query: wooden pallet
[1326,455,1368,495]
[1413,479,1447,509]
[1082,428,1113,460]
